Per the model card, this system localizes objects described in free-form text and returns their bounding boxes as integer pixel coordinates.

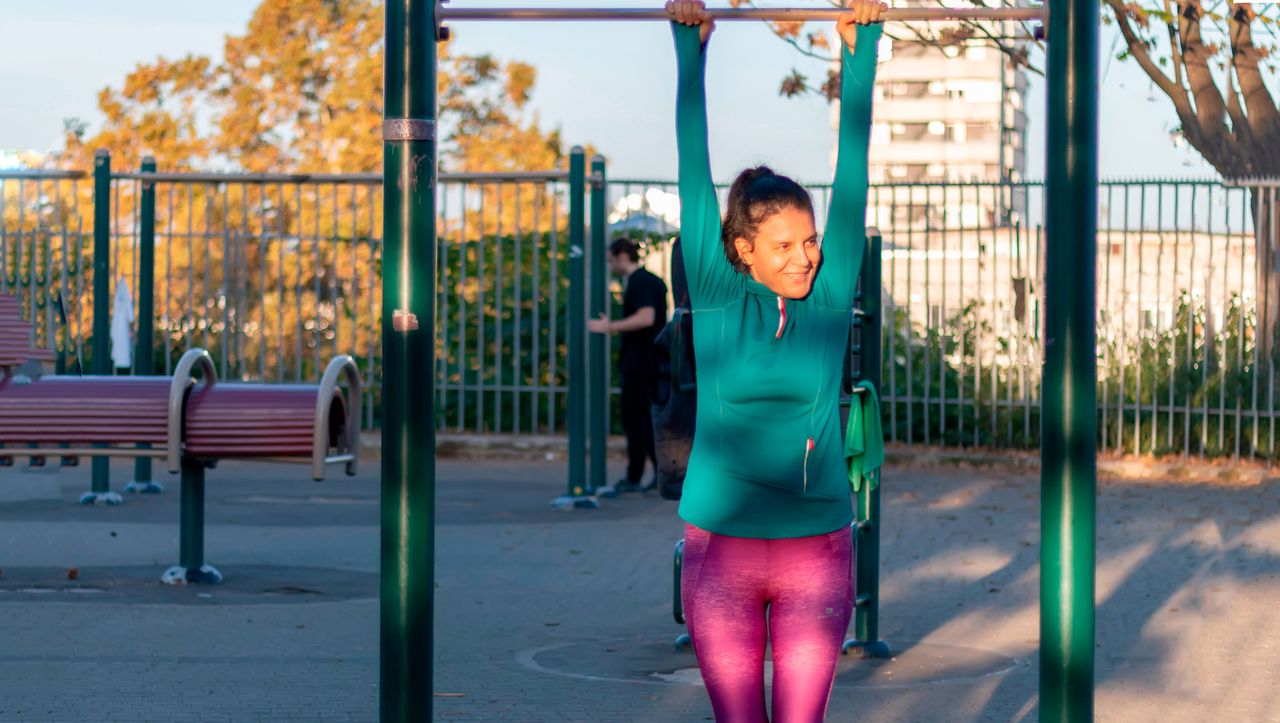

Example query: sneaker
[599,478,641,498]
[640,478,659,493]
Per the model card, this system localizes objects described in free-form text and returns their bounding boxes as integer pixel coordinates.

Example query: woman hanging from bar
[666,0,885,720]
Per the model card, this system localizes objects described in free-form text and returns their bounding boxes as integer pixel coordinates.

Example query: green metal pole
[588,155,608,491]
[160,456,221,584]
[381,1,437,720]
[1041,0,1098,716]
[128,157,161,494]
[552,148,597,509]
[849,232,889,658]
[81,149,119,506]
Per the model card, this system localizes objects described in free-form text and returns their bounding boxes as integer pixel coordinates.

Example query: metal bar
[1100,184,1112,454]
[293,184,304,381]
[457,183,468,431]
[438,182,451,430]
[1040,0,1098,714]
[0,170,87,181]
[1187,185,1196,456]
[549,182,560,434]
[439,6,1047,22]
[90,150,112,501]
[565,147,588,498]
[1218,189,1228,453]
[134,158,157,490]
[1134,183,1144,455]
[115,170,568,184]
[494,183,504,433]
[475,185,486,433]
[381,0,437,718]
[906,191,914,445]
[531,184,542,434]
[588,155,608,490]
[851,231,888,659]
[1270,187,1277,460]
[513,185,523,432]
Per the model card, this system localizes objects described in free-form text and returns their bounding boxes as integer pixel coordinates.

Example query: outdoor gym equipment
[383,2,1096,721]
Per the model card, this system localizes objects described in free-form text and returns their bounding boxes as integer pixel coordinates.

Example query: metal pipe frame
[440,5,1046,23]
[169,348,218,474]
[314,354,362,480]
[113,170,578,185]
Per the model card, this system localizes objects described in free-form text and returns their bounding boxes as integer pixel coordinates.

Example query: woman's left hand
[837,0,889,49]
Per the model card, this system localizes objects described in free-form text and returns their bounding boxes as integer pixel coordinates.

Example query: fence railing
[4,158,1276,459]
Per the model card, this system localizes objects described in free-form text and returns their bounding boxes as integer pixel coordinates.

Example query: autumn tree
[23,0,574,392]
[59,0,560,174]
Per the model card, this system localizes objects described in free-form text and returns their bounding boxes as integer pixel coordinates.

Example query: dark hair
[610,238,640,262]
[721,166,814,274]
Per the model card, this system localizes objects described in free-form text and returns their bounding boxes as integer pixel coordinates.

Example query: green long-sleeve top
[673,22,881,539]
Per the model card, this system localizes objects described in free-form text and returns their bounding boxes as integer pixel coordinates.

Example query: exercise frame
[380,3,1097,721]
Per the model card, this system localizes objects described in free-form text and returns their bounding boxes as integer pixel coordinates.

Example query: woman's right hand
[666,0,715,43]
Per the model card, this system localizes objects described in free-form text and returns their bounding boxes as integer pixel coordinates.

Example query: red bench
[0,295,361,584]
[0,295,56,373]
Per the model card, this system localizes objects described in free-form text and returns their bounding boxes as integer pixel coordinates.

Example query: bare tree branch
[1177,0,1237,167]
[1227,2,1280,152]
[1224,67,1255,150]
[1106,0,1185,100]
[1164,0,1186,88]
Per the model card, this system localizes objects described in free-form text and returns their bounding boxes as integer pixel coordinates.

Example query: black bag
[651,306,695,500]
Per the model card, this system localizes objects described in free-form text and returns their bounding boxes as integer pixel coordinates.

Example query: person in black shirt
[588,238,669,494]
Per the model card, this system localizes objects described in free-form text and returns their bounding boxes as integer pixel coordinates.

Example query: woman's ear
[734,236,754,267]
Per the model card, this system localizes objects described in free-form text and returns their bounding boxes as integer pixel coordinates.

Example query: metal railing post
[589,155,608,490]
[127,156,162,494]
[552,147,598,510]
[81,149,121,506]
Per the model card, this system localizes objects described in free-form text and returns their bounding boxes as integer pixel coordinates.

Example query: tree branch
[1227,3,1280,153]
[1177,1,1237,167]
[1163,0,1185,89]
[1105,0,1184,100]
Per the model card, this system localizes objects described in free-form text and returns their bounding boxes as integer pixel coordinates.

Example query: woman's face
[736,206,820,300]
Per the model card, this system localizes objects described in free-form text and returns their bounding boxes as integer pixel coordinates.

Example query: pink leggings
[681,523,854,723]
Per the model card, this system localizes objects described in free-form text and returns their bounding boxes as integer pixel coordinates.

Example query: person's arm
[671,18,736,307]
[815,20,883,308]
[589,307,656,334]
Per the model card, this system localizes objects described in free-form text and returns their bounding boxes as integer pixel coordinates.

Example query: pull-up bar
[384,0,1096,720]
[439,5,1046,23]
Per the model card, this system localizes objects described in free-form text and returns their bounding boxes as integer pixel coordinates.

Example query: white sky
[0,0,1219,181]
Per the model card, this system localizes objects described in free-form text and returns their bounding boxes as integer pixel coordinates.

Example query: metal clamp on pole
[383,119,436,142]
[437,0,452,41]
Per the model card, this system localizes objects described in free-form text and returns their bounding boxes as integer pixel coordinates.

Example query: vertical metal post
[1041,0,1098,716]
[81,149,121,506]
[159,456,222,585]
[552,148,598,509]
[381,1,437,720]
[588,155,608,490]
[128,157,162,494]
[847,232,889,659]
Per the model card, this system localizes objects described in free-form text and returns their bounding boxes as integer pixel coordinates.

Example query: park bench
[0,294,361,584]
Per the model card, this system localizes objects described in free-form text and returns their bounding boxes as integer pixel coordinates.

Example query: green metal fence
[4,161,1275,459]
